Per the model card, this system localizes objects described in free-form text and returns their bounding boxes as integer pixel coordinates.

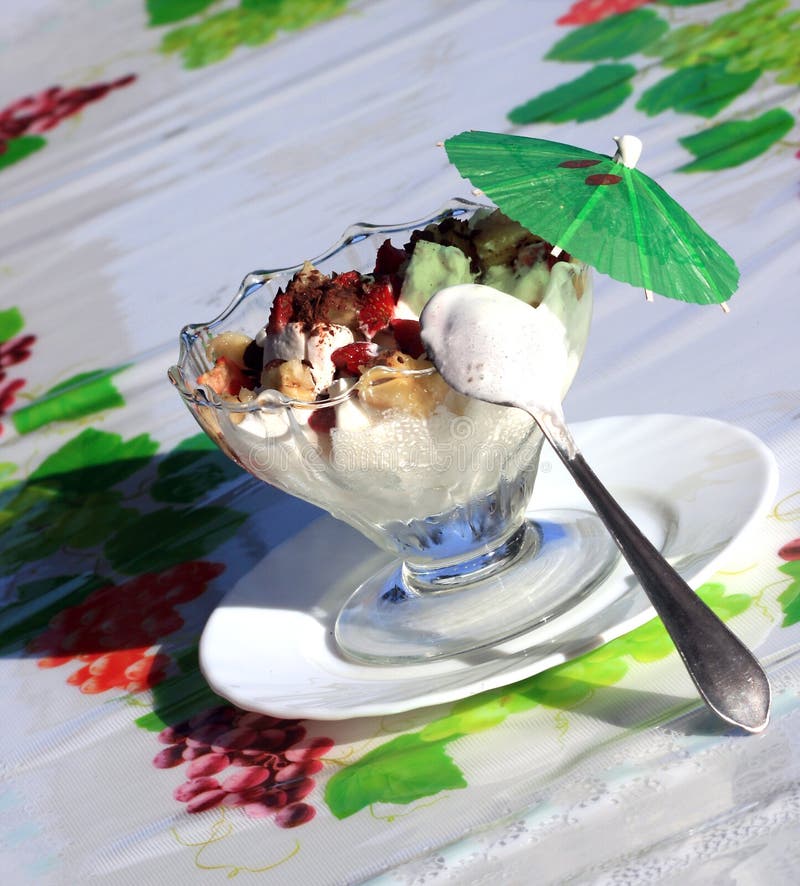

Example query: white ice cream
[226,230,592,530]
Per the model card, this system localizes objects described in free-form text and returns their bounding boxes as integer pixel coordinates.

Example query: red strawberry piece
[308,405,336,434]
[332,270,361,288]
[197,357,250,397]
[373,239,406,277]
[266,289,294,334]
[331,341,378,375]
[358,279,395,338]
[390,319,424,358]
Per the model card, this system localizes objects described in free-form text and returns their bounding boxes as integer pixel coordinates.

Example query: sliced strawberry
[308,405,336,434]
[358,279,395,338]
[373,239,406,277]
[197,357,250,396]
[331,341,378,375]
[390,319,424,358]
[332,270,362,288]
[266,289,294,334]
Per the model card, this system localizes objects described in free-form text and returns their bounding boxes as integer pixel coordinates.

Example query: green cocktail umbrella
[444,131,739,306]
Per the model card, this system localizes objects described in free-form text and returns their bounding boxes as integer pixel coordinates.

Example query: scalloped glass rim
[168,197,488,412]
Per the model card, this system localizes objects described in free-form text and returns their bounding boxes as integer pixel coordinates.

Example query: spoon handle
[539,421,771,733]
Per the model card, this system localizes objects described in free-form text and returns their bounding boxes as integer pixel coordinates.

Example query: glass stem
[401,520,540,595]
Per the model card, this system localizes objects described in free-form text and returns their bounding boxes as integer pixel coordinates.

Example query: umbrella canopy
[444,131,739,305]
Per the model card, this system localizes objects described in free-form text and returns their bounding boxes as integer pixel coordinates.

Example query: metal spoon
[420,283,770,733]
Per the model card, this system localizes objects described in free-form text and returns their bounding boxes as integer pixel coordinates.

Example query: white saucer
[200,415,778,720]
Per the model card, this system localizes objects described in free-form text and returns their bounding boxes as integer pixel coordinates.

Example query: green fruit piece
[637,63,762,118]
[546,9,669,62]
[678,108,795,172]
[508,64,636,124]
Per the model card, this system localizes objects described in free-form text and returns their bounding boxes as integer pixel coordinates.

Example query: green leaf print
[546,10,669,62]
[136,646,225,732]
[151,432,242,503]
[647,0,800,85]
[159,0,349,69]
[326,583,754,817]
[0,463,16,490]
[678,108,795,171]
[104,506,247,574]
[508,64,636,124]
[777,561,800,627]
[325,733,467,820]
[0,136,46,172]
[0,307,24,343]
[12,367,129,435]
[0,573,107,651]
[655,0,719,6]
[160,8,277,67]
[146,0,220,26]
[0,486,137,571]
[637,63,762,118]
[29,428,158,493]
[0,430,157,572]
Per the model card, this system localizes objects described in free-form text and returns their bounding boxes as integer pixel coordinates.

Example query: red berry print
[28,561,224,694]
[0,330,37,435]
[557,0,651,26]
[0,76,137,152]
[154,703,332,829]
[779,538,800,561]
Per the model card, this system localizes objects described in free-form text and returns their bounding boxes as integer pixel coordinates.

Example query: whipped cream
[259,321,355,394]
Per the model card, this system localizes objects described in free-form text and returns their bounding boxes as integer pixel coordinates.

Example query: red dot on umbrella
[585,173,622,186]
[559,159,601,168]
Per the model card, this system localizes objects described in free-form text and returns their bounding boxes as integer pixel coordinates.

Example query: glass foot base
[335,508,619,664]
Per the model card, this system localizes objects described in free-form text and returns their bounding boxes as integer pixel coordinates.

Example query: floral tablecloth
[2,1,800,883]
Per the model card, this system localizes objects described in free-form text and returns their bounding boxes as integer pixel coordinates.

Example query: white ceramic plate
[200,414,778,720]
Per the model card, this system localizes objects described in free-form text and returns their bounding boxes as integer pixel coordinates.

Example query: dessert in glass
[169,200,618,663]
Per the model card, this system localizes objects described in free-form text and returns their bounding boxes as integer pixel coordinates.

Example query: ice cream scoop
[420,283,771,733]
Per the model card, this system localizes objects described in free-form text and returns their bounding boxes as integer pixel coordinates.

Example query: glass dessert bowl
[169,199,618,663]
